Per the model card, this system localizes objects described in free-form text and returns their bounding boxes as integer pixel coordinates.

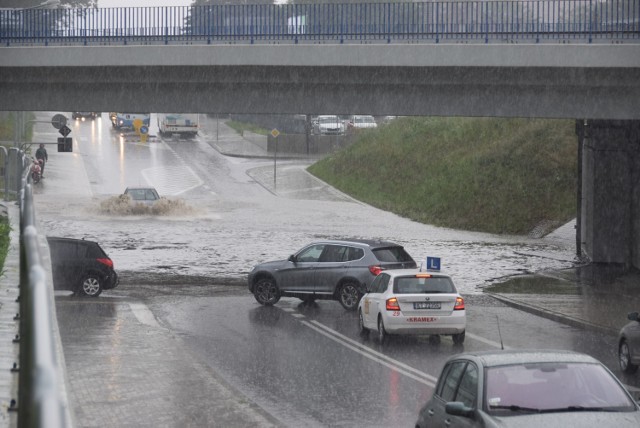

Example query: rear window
[372,246,414,263]
[85,243,107,258]
[393,276,456,294]
[49,240,78,260]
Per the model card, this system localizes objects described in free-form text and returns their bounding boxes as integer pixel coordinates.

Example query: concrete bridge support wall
[578,121,640,270]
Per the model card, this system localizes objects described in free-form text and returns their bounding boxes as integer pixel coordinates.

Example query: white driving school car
[357,269,466,344]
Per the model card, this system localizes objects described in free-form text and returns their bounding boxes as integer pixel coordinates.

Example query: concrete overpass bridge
[1,2,639,270]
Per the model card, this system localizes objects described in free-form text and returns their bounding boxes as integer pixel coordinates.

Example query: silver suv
[248,239,416,310]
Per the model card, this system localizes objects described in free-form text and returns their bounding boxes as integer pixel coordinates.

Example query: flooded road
[34,112,639,427]
[31,112,576,294]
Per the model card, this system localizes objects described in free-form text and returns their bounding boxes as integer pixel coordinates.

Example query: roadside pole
[271,129,280,191]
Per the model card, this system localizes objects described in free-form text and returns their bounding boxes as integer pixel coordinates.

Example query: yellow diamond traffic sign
[271,129,280,138]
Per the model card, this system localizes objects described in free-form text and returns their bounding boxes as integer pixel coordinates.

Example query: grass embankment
[226,120,270,136]
[0,216,9,274]
[308,117,577,235]
[0,112,23,273]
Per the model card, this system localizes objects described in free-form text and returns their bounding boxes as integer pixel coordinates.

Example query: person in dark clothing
[35,144,48,177]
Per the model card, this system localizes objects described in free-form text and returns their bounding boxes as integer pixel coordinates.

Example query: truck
[110,113,151,131]
[157,113,199,138]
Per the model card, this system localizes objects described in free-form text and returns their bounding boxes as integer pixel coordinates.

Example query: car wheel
[358,310,369,338]
[377,316,388,343]
[619,340,638,374]
[338,281,361,311]
[253,277,281,306]
[452,331,465,345]
[79,274,103,297]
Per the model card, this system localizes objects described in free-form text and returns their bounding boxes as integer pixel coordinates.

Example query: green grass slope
[308,117,577,235]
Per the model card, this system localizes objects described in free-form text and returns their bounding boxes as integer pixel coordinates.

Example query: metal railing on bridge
[0,0,638,46]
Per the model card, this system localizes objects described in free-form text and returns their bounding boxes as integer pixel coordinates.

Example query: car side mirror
[445,402,475,419]
[288,255,297,263]
[628,311,640,322]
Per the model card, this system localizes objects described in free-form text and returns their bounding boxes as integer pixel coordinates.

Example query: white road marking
[129,302,163,328]
[301,320,437,387]
[141,165,203,196]
[466,332,511,350]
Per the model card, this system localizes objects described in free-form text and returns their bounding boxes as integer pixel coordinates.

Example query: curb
[486,292,618,336]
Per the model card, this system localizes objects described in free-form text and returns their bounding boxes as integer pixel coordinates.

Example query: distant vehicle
[358,269,466,344]
[46,237,119,297]
[110,113,151,131]
[618,311,640,374]
[348,115,378,131]
[248,239,416,310]
[157,113,199,137]
[312,115,346,135]
[416,349,640,428]
[124,187,161,205]
[72,112,98,120]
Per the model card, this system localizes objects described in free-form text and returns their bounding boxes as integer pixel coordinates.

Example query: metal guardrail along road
[0,0,638,46]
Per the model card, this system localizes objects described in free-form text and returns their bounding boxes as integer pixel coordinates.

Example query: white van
[158,114,199,137]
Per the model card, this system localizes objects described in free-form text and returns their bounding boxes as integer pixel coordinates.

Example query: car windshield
[485,362,636,415]
[394,276,455,294]
[126,189,158,201]
[354,116,374,123]
[318,117,340,124]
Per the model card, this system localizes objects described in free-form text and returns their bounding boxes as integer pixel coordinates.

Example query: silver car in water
[248,239,416,310]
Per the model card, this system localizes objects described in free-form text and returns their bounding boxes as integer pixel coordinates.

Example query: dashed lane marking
[129,302,164,329]
[302,319,438,387]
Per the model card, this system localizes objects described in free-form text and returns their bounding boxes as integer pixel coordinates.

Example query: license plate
[414,302,441,310]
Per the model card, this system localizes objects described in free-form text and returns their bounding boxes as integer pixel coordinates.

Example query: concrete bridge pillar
[577,120,640,270]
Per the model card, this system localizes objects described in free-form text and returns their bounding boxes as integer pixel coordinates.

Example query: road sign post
[140,125,149,143]
[58,125,71,137]
[57,137,72,152]
[271,129,280,190]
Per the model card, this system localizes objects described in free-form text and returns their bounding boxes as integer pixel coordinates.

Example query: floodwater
[32,112,577,294]
[98,194,197,216]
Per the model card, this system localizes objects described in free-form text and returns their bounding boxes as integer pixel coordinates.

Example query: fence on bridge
[0,0,638,46]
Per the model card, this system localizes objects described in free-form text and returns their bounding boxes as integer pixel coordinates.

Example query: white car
[312,115,346,135]
[348,115,378,131]
[358,269,466,344]
[123,187,161,205]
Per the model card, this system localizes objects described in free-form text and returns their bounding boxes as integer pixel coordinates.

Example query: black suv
[248,239,416,310]
[47,237,119,297]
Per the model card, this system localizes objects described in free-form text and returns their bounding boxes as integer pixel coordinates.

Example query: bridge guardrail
[11,150,72,428]
[0,0,638,46]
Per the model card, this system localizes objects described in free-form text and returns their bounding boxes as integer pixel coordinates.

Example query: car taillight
[454,297,465,311]
[97,258,113,269]
[369,265,384,276]
[386,297,400,311]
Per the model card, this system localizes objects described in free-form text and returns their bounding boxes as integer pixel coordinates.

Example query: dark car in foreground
[619,311,640,374]
[416,349,640,428]
[47,237,119,297]
[248,239,416,310]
